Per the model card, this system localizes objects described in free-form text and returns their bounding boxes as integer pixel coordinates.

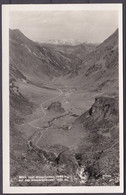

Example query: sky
[9,10,118,44]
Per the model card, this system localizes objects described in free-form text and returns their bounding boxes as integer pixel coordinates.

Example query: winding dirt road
[29,88,63,128]
[28,87,63,148]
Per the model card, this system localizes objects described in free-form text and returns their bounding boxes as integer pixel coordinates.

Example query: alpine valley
[10,28,119,186]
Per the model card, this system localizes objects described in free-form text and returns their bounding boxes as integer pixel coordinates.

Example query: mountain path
[28,87,63,148]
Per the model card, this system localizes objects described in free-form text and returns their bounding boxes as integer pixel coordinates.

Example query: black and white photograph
[2,4,123,193]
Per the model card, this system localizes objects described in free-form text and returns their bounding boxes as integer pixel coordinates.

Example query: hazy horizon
[9,10,118,44]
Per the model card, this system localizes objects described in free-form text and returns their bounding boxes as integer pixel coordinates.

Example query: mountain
[9,29,81,85]
[40,42,97,61]
[9,28,118,87]
[69,29,118,95]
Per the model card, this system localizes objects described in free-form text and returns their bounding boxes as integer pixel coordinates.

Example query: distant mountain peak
[45,39,81,46]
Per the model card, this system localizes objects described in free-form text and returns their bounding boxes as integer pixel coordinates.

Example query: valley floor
[10,80,119,186]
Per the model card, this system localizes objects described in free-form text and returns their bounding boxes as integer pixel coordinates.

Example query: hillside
[74,96,119,185]
[10,29,81,84]
[69,29,118,95]
[41,42,96,60]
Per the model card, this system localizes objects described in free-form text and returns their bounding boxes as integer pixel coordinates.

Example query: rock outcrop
[47,101,65,113]
[77,96,118,129]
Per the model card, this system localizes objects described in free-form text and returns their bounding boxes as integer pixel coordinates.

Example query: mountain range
[9,28,119,186]
[10,28,118,95]
[43,39,81,46]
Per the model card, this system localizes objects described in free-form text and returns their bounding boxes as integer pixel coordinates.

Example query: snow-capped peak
[45,39,81,46]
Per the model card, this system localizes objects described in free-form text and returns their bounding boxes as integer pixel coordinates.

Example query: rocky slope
[74,96,119,185]
[70,29,118,95]
[78,96,118,125]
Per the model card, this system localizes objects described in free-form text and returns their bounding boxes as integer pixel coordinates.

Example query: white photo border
[2,3,124,193]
